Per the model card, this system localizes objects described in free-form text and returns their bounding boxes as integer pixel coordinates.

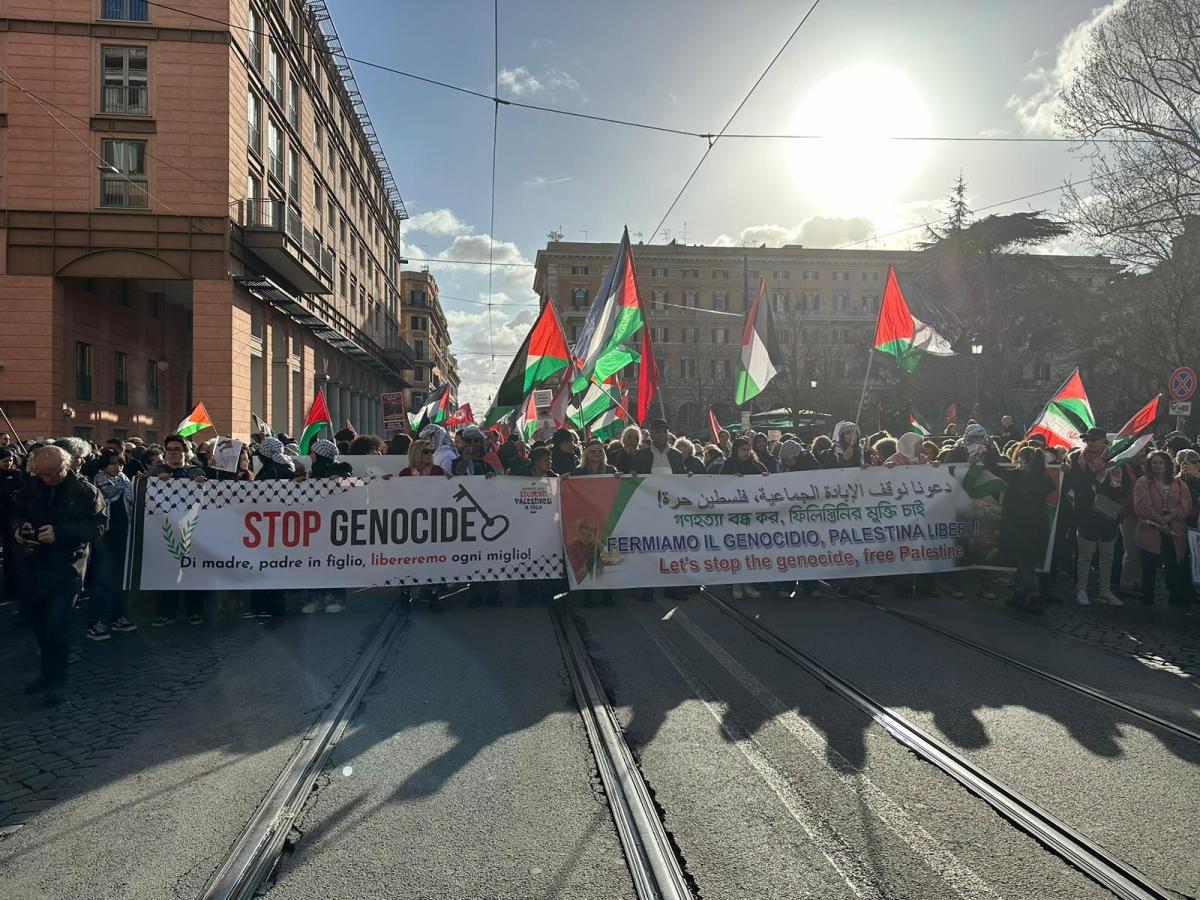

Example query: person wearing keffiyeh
[254,436,296,480]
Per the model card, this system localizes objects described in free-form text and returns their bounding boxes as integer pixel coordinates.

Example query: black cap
[1080,427,1107,442]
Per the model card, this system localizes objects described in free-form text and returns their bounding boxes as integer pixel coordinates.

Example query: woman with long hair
[1134,449,1192,606]
[569,440,618,476]
[398,439,445,476]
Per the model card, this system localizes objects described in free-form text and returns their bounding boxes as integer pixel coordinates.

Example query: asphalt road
[4,586,1196,899]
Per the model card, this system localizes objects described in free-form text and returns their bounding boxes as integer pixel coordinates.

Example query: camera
[18,524,37,541]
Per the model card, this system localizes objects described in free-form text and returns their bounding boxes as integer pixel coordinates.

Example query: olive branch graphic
[161,516,196,563]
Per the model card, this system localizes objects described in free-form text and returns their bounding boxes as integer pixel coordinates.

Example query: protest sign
[129,475,562,591]
[559,466,1059,591]
[210,437,244,474]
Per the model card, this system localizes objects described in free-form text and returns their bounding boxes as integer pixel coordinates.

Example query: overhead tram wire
[646,0,825,244]
[487,0,500,375]
[0,67,177,213]
[142,0,1151,147]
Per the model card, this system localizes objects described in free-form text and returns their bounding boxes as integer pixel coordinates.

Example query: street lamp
[970,342,983,418]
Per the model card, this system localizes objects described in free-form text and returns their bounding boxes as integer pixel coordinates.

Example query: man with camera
[12,445,107,705]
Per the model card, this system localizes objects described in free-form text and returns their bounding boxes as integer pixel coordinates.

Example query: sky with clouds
[327,0,1125,412]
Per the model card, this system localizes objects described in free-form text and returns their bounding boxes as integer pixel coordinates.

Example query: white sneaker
[1075,589,1091,606]
[300,600,320,614]
[744,586,763,599]
[1099,590,1123,606]
[324,602,345,613]
[731,585,745,600]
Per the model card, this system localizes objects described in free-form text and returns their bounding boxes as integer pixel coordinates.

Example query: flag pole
[0,405,27,455]
[589,373,635,425]
[855,350,875,423]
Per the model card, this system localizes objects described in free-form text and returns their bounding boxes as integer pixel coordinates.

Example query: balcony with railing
[235,198,333,295]
[103,85,147,116]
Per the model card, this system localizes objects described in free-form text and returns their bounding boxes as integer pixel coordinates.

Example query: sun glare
[786,64,932,219]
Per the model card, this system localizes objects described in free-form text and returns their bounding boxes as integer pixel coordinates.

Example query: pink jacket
[1133,476,1192,557]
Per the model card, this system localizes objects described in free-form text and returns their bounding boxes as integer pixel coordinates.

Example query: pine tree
[947,172,971,233]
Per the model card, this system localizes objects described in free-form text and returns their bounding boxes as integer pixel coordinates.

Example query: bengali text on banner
[560,466,1062,591]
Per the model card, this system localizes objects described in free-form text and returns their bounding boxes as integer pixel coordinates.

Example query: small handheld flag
[299,390,333,455]
[873,266,954,372]
[174,403,213,439]
[1025,368,1095,450]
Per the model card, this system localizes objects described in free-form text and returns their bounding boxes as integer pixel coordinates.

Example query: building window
[247,7,262,71]
[773,270,789,280]
[651,266,668,278]
[411,315,427,331]
[1034,362,1051,382]
[289,5,301,39]
[713,269,729,279]
[76,342,93,401]
[414,339,425,359]
[712,292,728,312]
[833,292,849,312]
[712,327,729,344]
[802,291,820,311]
[247,89,261,155]
[834,271,850,281]
[571,287,588,308]
[861,293,877,313]
[680,358,696,379]
[650,326,668,343]
[269,45,284,105]
[748,269,760,281]
[863,271,880,281]
[682,327,697,343]
[571,265,589,275]
[100,139,148,208]
[288,147,300,200]
[114,351,128,405]
[773,292,788,313]
[102,47,148,115]
[684,290,697,309]
[146,359,160,408]
[411,392,426,408]
[832,328,849,344]
[102,0,148,21]
[652,290,667,313]
[410,289,427,307]
[802,270,819,280]
[268,120,283,181]
[712,359,729,380]
[414,365,425,381]
[682,268,699,278]
[289,77,300,129]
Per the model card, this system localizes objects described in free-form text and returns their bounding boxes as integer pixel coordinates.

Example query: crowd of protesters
[4,411,1198,705]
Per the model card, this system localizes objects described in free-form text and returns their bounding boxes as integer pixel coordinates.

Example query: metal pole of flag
[855,350,875,424]
[0,405,27,455]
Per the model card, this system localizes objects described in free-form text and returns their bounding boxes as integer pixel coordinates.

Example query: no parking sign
[1169,367,1196,401]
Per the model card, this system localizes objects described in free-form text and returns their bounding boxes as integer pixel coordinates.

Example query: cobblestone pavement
[965,574,1200,678]
[0,594,272,838]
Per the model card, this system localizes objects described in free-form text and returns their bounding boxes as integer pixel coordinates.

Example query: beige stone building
[0,0,413,442]
[399,269,458,411]
[534,240,1117,432]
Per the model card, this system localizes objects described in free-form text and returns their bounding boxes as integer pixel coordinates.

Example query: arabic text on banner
[560,467,1061,591]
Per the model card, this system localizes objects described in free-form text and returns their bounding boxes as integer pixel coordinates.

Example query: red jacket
[1133,476,1191,557]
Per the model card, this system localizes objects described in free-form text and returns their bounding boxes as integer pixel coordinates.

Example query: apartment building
[0,0,413,442]
[398,269,457,411]
[534,240,1117,431]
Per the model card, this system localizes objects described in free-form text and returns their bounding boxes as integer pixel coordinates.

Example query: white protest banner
[129,475,562,591]
[560,466,1060,591]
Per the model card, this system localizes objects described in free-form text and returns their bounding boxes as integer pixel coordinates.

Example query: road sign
[1169,367,1196,401]
[1169,400,1191,417]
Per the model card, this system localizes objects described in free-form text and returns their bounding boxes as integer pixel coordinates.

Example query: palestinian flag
[635,317,659,425]
[735,278,782,404]
[252,413,272,438]
[589,385,630,441]
[570,374,622,428]
[486,301,570,425]
[1025,368,1095,450]
[908,412,931,436]
[873,266,955,372]
[561,475,644,586]
[298,390,332,454]
[409,383,453,431]
[174,403,213,439]
[1106,433,1154,474]
[1109,395,1161,457]
[571,227,644,392]
[515,391,540,442]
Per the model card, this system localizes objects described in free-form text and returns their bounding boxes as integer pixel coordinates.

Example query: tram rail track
[700,585,1178,900]
[856,598,1200,746]
[198,602,408,900]
[550,603,695,900]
